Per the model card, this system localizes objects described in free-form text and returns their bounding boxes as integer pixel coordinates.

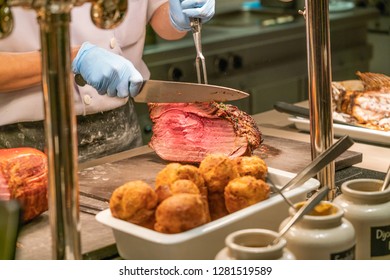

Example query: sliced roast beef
[148,102,262,163]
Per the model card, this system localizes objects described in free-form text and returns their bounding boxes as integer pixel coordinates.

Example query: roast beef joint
[148,102,262,163]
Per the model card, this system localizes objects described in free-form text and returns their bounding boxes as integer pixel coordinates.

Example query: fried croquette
[224,176,270,213]
[155,163,207,203]
[154,193,210,233]
[109,180,158,229]
[170,179,200,195]
[208,191,229,221]
[199,154,239,193]
[232,155,268,180]
[156,179,200,202]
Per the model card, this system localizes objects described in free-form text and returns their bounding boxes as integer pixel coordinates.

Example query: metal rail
[0,0,127,260]
[304,0,335,200]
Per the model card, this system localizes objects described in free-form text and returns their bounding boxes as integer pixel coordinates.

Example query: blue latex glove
[72,42,143,98]
[169,0,215,31]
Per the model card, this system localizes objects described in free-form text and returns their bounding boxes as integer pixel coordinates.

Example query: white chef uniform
[0,0,167,161]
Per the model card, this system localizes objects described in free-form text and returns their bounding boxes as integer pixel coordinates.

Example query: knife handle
[274,101,356,127]
[75,74,87,87]
[274,101,310,119]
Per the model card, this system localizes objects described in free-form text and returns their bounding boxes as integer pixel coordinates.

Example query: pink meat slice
[148,103,262,163]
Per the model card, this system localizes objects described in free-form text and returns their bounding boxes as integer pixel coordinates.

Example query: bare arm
[150,2,187,40]
[0,51,42,93]
[0,48,80,93]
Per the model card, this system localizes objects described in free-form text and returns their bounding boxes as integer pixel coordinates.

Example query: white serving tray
[95,167,320,260]
[289,117,390,147]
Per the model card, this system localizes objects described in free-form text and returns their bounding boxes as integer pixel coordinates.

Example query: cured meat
[148,102,262,163]
[332,72,390,131]
[0,148,48,222]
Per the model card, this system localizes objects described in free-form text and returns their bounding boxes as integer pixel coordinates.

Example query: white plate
[96,167,320,260]
[289,117,390,147]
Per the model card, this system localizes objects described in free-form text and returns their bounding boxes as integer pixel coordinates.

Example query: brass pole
[1,0,129,259]
[38,5,81,260]
[305,0,336,200]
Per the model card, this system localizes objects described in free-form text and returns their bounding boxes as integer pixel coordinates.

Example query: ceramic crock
[279,201,356,260]
[333,178,390,260]
[215,228,295,260]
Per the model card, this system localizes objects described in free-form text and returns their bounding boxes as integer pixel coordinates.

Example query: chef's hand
[72,42,143,98]
[169,0,215,31]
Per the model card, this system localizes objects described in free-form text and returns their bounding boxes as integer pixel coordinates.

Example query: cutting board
[78,134,362,203]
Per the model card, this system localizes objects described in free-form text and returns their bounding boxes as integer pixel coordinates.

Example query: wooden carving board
[78,135,362,202]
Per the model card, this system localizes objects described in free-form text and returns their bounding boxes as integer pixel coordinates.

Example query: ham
[0,148,48,222]
[148,102,262,163]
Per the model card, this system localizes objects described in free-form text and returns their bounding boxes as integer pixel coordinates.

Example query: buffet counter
[252,101,389,174]
[14,103,389,260]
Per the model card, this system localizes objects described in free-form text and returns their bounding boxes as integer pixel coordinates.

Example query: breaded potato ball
[155,163,182,191]
[208,191,229,221]
[109,180,158,229]
[232,155,268,180]
[154,194,210,233]
[199,154,239,193]
[155,163,207,203]
[224,176,270,213]
[170,179,200,195]
[176,164,207,198]
[156,179,200,202]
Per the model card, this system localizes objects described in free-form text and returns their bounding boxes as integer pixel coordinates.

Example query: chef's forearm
[0,51,42,93]
[0,47,80,93]
[150,2,187,40]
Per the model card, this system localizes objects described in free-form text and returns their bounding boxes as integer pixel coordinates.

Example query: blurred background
[138,0,389,143]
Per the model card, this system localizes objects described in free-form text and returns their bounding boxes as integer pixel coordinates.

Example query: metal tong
[190,18,208,84]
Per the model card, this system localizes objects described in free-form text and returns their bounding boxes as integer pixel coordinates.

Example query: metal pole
[1,0,128,259]
[305,0,336,200]
[38,4,81,260]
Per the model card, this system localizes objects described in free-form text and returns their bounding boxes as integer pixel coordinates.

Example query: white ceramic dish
[95,167,320,260]
[289,117,390,147]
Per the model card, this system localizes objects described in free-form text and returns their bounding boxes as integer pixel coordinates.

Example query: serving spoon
[267,135,353,209]
[380,164,390,191]
[269,186,329,246]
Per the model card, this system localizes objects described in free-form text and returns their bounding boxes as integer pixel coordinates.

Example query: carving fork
[190,18,208,84]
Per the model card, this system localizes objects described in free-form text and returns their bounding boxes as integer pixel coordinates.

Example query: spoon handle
[271,186,329,246]
[380,164,390,192]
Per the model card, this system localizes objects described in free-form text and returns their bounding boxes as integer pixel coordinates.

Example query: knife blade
[75,74,249,103]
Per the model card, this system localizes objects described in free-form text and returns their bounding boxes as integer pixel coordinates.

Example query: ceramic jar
[279,201,356,260]
[215,228,295,260]
[333,178,390,260]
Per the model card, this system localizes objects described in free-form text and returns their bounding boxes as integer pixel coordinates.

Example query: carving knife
[75,74,249,103]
